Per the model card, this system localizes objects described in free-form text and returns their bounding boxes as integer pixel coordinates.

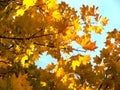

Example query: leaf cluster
[0,0,118,90]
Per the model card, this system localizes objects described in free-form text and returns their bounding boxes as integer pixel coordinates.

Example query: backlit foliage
[0,0,119,90]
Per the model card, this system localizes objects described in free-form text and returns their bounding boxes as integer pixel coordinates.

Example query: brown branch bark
[0,33,57,40]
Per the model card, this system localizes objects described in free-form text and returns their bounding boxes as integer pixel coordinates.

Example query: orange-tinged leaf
[78,34,98,51]
[87,16,91,23]
[94,55,102,64]
[81,34,90,46]
[46,63,55,71]
[83,41,98,51]
[76,36,82,44]
[89,5,98,16]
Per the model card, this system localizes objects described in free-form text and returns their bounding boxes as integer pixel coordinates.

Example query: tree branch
[0,35,30,40]
[29,28,44,38]
[0,60,9,64]
[73,48,86,52]
[0,33,57,40]
[98,82,103,90]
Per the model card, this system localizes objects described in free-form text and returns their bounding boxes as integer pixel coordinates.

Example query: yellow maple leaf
[26,49,33,56]
[47,0,58,9]
[71,60,81,70]
[16,0,36,16]
[52,10,62,20]
[21,55,28,66]
[79,55,91,65]
[68,83,74,89]
[68,82,76,90]
[86,26,94,32]
[66,29,72,36]
[16,9,25,16]
[40,81,47,87]
[73,19,81,31]
[61,75,68,83]
[23,0,36,9]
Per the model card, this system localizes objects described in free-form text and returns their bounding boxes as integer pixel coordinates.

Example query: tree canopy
[0,0,119,90]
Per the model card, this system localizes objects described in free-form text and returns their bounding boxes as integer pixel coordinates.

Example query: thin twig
[34,42,55,48]
[34,42,86,53]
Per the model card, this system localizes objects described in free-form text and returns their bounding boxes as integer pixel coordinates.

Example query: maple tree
[0,0,119,90]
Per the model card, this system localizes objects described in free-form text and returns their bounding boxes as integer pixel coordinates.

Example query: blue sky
[35,0,120,69]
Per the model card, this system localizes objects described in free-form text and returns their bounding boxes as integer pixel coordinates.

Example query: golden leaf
[40,81,47,87]
[52,10,62,20]
[23,0,36,9]
[15,45,20,52]
[73,19,81,31]
[68,82,76,90]
[68,83,74,89]
[56,67,64,77]
[71,60,81,70]
[61,75,68,83]
[30,44,35,51]
[47,0,58,9]
[100,17,108,26]
[86,26,94,32]
[85,86,92,90]
[79,55,91,65]
[94,26,104,34]
[11,73,32,90]
[26,49,33,56]
[21,55,28,66]
[16,9,25,16]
